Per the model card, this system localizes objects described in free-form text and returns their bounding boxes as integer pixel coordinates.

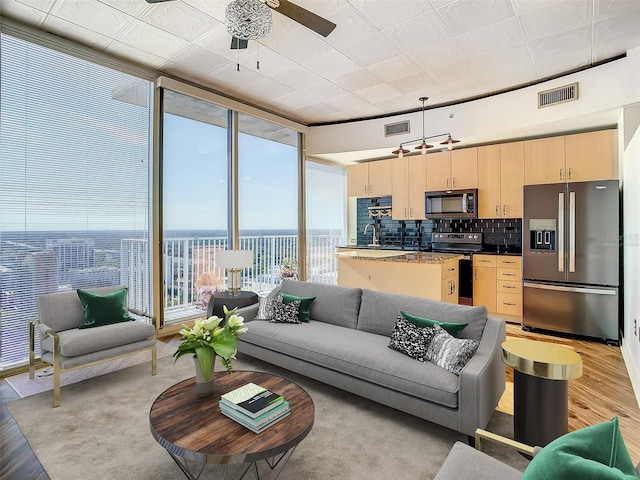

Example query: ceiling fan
[145,0,337,50]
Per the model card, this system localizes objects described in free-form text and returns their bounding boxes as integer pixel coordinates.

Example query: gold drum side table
[502,339,582,447]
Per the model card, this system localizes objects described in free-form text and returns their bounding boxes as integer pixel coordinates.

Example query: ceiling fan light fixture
[225,0,273,41]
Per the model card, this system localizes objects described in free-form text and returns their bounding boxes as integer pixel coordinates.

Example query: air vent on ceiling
[384,120,410,137]
[538,82,579,108]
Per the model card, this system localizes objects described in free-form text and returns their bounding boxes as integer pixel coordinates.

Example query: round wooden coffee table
[150,370,314,479]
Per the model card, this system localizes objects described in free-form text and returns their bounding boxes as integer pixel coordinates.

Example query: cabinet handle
[446,178,449,188]
[568,167,572,180]
[452,177,456,187]
[560,168,563,181]
[364,185,368,194]
[503,273,516,277]
[449,280,455,295]
[503,302,516,306]
[448,267,456,272]
[409,207,413,217]
[502,205,506,216]
[496,205,499,215]
[369,184,373,194]
[474,269,478,280]
[405,208,408,217]
[503,260,516,264]
[503,285,515,289]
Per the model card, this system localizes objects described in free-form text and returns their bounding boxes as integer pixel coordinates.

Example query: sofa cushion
[40,321,155,357]
[357,289,488,341]
[388,316,436,361]
[522,417,639,480]
[279,292,315,323]
[280,280,361,329]
[425,325,480,375]
[241,319,460,408]
[270,297,301,324]
[401,311,467,337]
[76,287,132,329]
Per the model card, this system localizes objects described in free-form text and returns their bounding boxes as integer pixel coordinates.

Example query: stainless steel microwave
[425,189,478,219]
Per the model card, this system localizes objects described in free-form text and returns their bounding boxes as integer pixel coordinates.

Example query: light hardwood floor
[1,327,639,479]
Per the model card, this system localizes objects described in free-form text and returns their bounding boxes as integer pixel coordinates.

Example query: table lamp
[216,250,253,294]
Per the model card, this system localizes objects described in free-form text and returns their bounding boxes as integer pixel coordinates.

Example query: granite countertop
[338,245,522,256]
[335,250,462,264]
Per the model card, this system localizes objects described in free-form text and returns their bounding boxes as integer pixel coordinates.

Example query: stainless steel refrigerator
[522,180,620,343]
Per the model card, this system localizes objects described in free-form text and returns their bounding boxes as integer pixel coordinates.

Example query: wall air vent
[384,120,410,137]
[538,82,579,108]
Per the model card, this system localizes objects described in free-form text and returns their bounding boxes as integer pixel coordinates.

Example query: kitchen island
[335,250,462,303]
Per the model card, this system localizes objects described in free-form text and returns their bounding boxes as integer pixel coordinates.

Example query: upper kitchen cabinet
[347,159,393,197]
[524,130,618,185]
[524,136,565,184]
[426,148,477,191]
[477,142,524,218]
[392,154,427,220]
[564,129,618,182]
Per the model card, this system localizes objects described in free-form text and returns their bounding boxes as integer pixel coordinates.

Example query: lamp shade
[216,250,253,268]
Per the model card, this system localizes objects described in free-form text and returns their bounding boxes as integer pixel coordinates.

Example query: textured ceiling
[3,0,640,126]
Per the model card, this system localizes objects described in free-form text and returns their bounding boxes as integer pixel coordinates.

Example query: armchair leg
[151,341,157,376]
[53,366,61,408]
[29,320,36,380]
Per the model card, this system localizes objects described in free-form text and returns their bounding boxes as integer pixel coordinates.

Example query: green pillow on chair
[77,288,133,329]
[522,417,639,480]
[400,311,467,337]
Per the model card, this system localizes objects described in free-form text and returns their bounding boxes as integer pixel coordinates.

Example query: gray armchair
[29,285,156,407]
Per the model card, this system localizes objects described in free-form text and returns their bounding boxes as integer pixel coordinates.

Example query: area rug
[5,341,174,398]
[6,353,530,480]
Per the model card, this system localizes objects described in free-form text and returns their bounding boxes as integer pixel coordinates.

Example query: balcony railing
[123,233,344,325]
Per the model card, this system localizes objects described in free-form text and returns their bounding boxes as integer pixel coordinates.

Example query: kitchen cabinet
[524,130,618,185]
[473,255,497,312]
[337,254,459,303]
[426,148,477,191]
[564,129,618,182]
[392,154,427,220]
[477,142,524,219]
[347,159,393,197]
[473,254,522,320]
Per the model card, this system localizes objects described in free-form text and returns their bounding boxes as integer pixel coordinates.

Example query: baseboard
[621,338,640,409]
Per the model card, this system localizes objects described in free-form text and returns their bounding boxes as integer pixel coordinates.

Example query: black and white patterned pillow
[388,316,436,361]
[255,296,275,321]
[425,325,479,375]
[270,296,301,324]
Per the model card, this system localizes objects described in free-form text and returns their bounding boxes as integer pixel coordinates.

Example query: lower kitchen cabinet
[473,254,522,320]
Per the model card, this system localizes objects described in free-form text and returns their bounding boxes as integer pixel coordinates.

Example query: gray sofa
[238,280,506,437]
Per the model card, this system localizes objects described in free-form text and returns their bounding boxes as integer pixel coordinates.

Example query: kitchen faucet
[363,223,379,246]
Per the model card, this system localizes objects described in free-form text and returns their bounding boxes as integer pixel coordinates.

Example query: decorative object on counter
[368,206,392,217]
[173,306,248,396]
[216,249,254,293]
[391,97,460,157]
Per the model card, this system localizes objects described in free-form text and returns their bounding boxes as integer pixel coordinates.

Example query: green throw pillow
[279,292,315,323]
[400,311,468,337]
[522,417,639,480]
[77,288,133,329]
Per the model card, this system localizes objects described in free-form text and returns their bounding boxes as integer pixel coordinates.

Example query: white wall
[622,104,640,408]
[307,45,640,162]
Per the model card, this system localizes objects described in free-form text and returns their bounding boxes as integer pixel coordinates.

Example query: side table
[502,338,582,447]
[207,291,258,318]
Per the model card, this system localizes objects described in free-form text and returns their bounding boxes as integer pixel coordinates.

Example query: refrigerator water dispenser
[529,219,556,252]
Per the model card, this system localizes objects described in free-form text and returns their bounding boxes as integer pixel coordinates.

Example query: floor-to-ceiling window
[238,113,299,292]
[0,32,153,370]
[305,162,347,284]
[161,91,229,325]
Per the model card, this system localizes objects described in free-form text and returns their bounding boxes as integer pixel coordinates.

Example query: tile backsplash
[356,197,522,252]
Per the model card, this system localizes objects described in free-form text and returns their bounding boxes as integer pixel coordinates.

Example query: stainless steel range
[431,232,483,306]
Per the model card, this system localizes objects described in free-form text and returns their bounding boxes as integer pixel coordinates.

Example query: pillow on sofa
[522,416,639,480]
[400,311,467,337]
[425,325,479,375]
[270,296,302,324]
[388,316,436,361]
[77,288,133,329]
[279,292,315,323]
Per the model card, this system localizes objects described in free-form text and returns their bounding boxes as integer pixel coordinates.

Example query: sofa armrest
[458,316,506,436]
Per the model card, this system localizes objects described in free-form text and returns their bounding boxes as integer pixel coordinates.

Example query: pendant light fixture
[390,97,460,158]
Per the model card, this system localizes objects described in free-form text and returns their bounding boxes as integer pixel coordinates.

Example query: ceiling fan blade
[270,0,336,37]
[144,0,175,3]
[230,37,249,50]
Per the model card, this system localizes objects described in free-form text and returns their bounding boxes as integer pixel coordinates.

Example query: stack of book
[219,382,290,433]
